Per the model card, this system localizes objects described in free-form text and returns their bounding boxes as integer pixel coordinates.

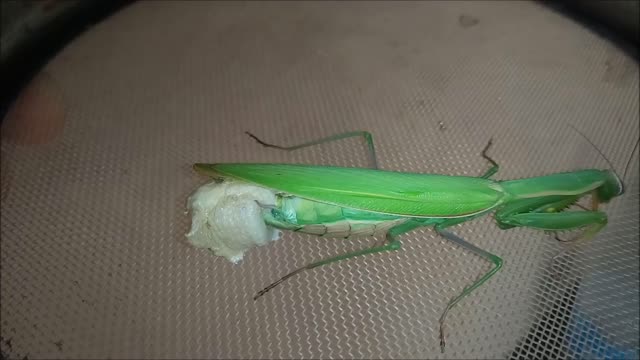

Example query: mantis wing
[194,163,507,217]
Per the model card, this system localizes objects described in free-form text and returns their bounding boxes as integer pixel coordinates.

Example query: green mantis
[186,129,633,353]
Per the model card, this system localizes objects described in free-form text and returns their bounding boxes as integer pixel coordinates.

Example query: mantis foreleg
[495,192,609,259]
[495,194,608,244]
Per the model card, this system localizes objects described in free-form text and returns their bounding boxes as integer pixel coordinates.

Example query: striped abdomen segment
[298,218,409,238]
[277,196,408,238]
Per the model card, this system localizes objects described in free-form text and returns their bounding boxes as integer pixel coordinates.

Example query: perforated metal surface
[1,1,638,359]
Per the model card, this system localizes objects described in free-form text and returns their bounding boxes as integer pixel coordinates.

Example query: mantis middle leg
[433,217,504,353]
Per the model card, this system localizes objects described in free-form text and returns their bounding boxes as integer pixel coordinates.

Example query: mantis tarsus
[188,129,637,352]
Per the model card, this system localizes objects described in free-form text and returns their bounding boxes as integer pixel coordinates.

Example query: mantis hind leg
[245,130,379,169]
[434,220,504,353]
[253,220,426,300]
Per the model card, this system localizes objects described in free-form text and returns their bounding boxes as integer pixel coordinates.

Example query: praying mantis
[186,129,636,353]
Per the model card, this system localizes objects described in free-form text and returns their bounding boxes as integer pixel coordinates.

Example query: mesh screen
[1,1,638,359]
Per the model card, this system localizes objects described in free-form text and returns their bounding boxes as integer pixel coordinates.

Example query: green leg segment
[495,196,581,230]
[497,211,607,233]
[495,195,608,244]
[253,220,425,300]
[245,130,379,169]
[496,209,608,260]
[434,219,503,353]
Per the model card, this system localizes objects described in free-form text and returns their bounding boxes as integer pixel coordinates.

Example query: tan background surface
[1,1,638,359]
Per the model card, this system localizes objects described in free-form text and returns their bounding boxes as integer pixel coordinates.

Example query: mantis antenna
[567,123,639,190]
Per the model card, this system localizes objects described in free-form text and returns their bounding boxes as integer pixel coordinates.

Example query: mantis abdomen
[267,195,413,238]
